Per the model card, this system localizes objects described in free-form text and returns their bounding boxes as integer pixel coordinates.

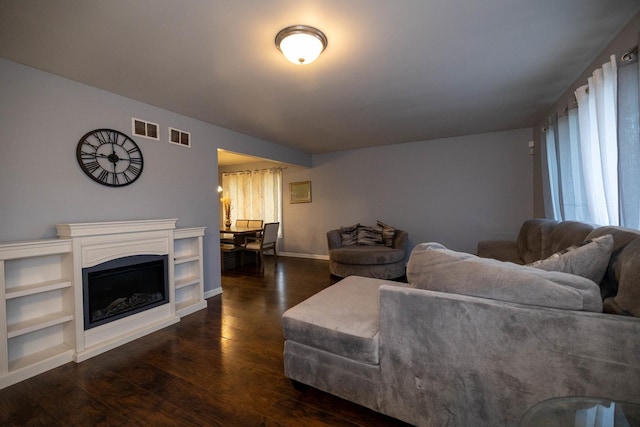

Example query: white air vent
[169,127,191,148]
[132,118,159,140]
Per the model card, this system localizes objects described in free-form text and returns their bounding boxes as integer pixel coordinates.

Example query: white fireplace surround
[0,219,207,389]
[57,219,180,362]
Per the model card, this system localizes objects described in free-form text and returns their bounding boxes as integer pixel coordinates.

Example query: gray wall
[282,129,533,256]
[0,58,310,293]
[220,128,534,258]
[1,56,534,289]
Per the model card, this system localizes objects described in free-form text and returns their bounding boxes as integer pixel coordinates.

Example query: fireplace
[82,254,169,330]
[56,219,183,362]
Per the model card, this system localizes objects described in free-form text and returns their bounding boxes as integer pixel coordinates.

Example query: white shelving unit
[0,239,76,389]
[173,227,207,317]
[0,221,208,390]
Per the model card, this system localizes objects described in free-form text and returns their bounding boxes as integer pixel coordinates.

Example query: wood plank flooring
[0,257,410,426]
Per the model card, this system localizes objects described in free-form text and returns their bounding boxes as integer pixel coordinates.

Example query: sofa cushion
[603,238,640,317]
[517,219,559,264]
[515,219,596,264]
[586,226,640,301]
[282,276,409,364]
[330,245,405,265]
[340,223,359,246]
[406,242,602,312]
[547,221,596,254]
[377,220,396,247]
[357,225,384,245]
[586,226,640,316]
[527,235,613,284]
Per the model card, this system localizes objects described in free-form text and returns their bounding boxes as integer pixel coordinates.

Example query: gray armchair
[327,228,408,279]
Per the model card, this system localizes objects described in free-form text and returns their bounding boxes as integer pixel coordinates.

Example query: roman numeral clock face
[76,129,144,187]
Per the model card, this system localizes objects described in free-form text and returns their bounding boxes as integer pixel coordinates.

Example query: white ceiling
[1,1,639,154]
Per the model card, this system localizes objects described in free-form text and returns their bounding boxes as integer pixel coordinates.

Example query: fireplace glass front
[82,254,169,330]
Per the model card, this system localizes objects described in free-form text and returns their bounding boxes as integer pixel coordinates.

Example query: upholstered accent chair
[327,225,408,279]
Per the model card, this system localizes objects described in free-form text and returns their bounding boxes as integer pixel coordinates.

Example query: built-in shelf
[8,343,74,372]
[174,227,207,317]
[0,220,208,390]
[174,255,200,264]
[6,280,72,299]
[176,298,199,312]
[175,276,200,289]
[7,312,74,338]
[0,239,74,390]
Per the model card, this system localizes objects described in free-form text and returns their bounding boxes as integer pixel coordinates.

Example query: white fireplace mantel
[0,219,206,389]
[59,219,180,362]
[56,219,178,238]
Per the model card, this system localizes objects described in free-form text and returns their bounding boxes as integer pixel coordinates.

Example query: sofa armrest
[392,230,408,252]
[327,229,343,250]
[377,286,640,427]
[476,239,522,264]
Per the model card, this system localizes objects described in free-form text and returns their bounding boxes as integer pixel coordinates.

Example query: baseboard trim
[204,287,223,299]
[279,252,329,261]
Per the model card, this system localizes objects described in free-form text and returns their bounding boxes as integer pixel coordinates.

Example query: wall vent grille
[169,127,191,148]
[131,118,159,140]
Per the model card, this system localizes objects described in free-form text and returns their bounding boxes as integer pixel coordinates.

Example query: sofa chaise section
[282,276,409,412]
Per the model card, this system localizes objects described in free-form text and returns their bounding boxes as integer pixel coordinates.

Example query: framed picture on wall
[290,181,312,203]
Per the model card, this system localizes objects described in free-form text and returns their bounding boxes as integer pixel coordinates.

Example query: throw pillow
[377,220,396,247]
[357,225,384,246]
[406,242,602,312]
[527,234,613,284]
[340,223,359,246]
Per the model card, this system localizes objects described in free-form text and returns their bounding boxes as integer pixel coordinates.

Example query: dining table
[220,226,264,248]
[220,225,264,271]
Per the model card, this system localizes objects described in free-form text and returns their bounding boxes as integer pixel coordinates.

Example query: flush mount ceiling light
[275,25,328,65]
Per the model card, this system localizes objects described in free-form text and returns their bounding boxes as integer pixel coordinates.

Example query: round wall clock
[76,129,144,187]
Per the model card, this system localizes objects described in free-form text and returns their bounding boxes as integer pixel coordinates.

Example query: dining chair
[247,219,263,228]
[242,222,279,273]
[247,219,264,238]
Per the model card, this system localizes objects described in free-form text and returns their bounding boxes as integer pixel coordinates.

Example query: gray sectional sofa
[282,219,640,426]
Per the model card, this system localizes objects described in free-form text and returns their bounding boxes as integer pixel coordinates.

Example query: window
[543,46,639,228]
[221,168,283,235]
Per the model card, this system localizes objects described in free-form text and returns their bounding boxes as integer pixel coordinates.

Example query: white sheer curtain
[543,48,639,227]
[544,109,589,221]
[574,55,618,225]
[221,168,283,234]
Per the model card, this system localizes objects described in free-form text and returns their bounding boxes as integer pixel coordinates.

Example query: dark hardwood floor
[0,257,410,426]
